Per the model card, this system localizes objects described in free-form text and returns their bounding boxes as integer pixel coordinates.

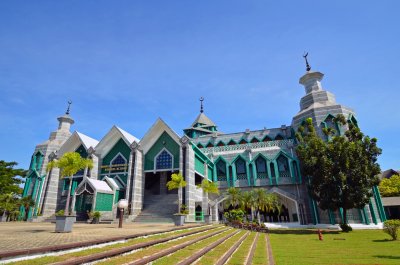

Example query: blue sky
[0,1,399,171]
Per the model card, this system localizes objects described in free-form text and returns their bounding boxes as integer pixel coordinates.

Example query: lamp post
[117,199,128,228]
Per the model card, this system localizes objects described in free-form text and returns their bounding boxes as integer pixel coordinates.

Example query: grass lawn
[269,229,400,265]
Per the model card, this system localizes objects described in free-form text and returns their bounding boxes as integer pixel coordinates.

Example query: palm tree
[240,191,255,221]
[19,195,35,221]
[47,152,93,215]
[198,179,219,216]
[166,172,187,214]
[0,193,15,220]
[225,187,241,209]
[263,192,281,222]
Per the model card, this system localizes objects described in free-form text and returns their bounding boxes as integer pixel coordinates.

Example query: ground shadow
[268,229,340,235]
[372,239,393,242]
[25,229,47,233]
[373,255,400,260]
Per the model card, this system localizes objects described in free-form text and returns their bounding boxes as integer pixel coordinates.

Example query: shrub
[340,223,353,232]
[383,219,400,240]
[55,210,65,216]
[180,204,189,215]
[224,209,245,222]
[93,211,101,219]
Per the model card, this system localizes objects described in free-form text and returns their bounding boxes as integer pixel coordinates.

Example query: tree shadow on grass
[373,255,400,259]
[268,229,340,235]
[372,239,394,242]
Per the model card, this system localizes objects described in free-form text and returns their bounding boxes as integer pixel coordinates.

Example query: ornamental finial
[66,100,72,115]
[199,97,204,113]
[303,52,311,72]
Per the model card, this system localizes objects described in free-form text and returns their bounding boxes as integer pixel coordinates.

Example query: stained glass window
[256,157,267,173]
[156,150,172,170]
[235,158,246,175]
[111,154,127,173]
[217,160,226,177]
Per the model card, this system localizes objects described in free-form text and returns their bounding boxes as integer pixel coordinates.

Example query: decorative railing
[256,172,268,179]
[236,173,247,180]
[217,175,227,181]
[199,139,294,154]
[279,171,291,178]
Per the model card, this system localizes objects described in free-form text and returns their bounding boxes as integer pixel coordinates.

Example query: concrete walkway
[0,222,198,252]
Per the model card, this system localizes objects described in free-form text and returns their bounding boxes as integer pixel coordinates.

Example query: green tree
[0,193,18,220]
[379,175,400,197]
[240,191,255,221]
[225,187,241,209]
[166,172,187,214]
[47,152,93,215]
[0,160,27,195]
[296,115,381,225]
[20,195,35,221]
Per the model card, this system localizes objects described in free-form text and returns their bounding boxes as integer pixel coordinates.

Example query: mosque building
[20,65,386,226]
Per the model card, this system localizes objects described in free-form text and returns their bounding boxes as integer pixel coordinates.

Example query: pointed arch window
[111,153,128,173]
[216,160,227,181]
[217,141,225,147]
[206,142,214,148]
[227,140,236,146]
[155,149,173,170]
[255,156,268,179]
[197,143,204,148]
[275,134,284,140]
[239,139,247,144]
[277,155,290,178]
[263,136,272,142]
[251,137,259,143]
[235,158,247,180]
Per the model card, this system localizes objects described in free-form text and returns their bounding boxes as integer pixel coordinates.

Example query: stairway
[133,193,178,223]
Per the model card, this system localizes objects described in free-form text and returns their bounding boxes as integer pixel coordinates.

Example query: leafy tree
[0,193,18,220]
[240,191,255,221]
[166,172,187,214]
[379,175,400,197]
[197,179,219,215]
[225,187,241,209]
[296,115,381,225]
[252,189,281,224]
[20,195,35,221]
[0,160,26,195]
[47,152,93,215]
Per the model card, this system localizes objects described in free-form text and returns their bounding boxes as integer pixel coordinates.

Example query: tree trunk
[65,176,73,215]
[178,187,182,214]
[250,207,254,222]
[257,211,261,225]
[24,207,29,221]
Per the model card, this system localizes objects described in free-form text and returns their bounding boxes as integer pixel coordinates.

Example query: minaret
[183,97,219,138]
[21,101,75,219]
[292,55,355,135]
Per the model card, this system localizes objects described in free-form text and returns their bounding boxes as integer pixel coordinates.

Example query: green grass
[252,233,268,265]
[9,226,218,265]
[196,230,247,265]
[269,229,400,265]
[97,227,231,265]
[153,228,235,265]
[226,232,257,265]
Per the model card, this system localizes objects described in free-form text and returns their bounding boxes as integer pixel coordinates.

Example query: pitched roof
[115,126,140,144]
[191,113,216,127]
[76,132,99,150]
[87,178,113,193]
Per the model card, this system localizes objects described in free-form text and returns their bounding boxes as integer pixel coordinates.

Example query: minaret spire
[66,100,72,115]
[199,97,204,113]
[303,52,311,72]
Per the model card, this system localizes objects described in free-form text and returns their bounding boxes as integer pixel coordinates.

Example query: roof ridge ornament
[199,97,204,113]
[303,52,311,72]
[66,100,72,115]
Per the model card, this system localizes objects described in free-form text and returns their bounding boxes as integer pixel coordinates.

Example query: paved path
[0,222,198,252]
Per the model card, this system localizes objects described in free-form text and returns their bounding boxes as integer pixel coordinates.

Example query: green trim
[363,206,370,225]
[373,186,387,222]
[144,131,180,171]
[328,209,335,225]
[369,199,377,224]
[339,208,344,223]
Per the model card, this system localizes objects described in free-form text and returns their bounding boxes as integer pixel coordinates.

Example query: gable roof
[58,131,99,156]
[95,126,139,158]
[139,118,181,154]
